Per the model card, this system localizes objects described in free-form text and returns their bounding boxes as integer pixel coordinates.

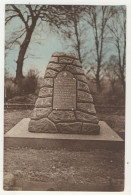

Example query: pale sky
[5,17,69,77]
[5,5,121,77]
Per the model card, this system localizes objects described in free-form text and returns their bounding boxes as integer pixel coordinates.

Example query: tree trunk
[73,8,82,63]
[94,26,102,93]
[121,72,125,92]
[96,68,101,93]
[117,42,125,93]
[15,20,37,92]
[15,32,32,81]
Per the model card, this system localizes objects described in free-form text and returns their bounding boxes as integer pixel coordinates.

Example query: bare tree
[105,55,119,92]
[5,5,68,89]
[107,6,126,91]
[85,6,116,92]
[57,5,87,64]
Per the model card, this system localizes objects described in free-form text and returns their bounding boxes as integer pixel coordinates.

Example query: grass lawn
[4,109,32,134]
[4,109,125,190]
[98,113,125,133]
[4,148,124,185]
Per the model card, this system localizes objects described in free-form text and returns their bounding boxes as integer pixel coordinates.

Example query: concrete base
[4,118,124,150]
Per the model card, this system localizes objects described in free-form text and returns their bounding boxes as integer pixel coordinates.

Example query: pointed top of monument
[52,52,78,59]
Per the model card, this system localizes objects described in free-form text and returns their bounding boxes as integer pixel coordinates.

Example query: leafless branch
[7,29,26,49]
[5,14,19,25]
[11,5,29,29]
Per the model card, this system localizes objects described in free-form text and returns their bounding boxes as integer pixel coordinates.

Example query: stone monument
[28,52,100,134]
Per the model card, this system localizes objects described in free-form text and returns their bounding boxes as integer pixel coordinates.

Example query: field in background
[5,75,125,106]
[4,108,125,135]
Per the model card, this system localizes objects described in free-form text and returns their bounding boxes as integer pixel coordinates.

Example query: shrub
[4,78,18,101]
[22,69,39,94]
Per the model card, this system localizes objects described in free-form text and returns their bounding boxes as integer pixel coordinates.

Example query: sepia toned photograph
[4,3,125,191]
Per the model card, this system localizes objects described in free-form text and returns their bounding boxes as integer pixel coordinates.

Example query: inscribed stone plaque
[53,71,76,110]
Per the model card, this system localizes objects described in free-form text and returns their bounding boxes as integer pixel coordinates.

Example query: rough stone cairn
[28,52,100,134]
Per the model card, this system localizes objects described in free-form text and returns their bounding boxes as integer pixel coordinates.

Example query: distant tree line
[5,5,126,93]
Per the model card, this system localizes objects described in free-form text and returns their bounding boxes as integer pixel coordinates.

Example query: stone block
[73,59,82,67]
[48,63,66,72]
[28,118,57,133]
[59,57,74,64]
[48,110,76,123]
[82,123,100,134]
[44,69,58,78]
[50,56,58,63]
[77,90,93,103]
[75,111,98,123]
[31,107,52,120]
[66,65,84,74]
[56,122,82,133]
[35,97,52,108]
[77,80,90,92]
[77,103,96,114]
[75,75,87,83]
[39,87,53,98]
[42,78,53,87]
[53,52,78,59]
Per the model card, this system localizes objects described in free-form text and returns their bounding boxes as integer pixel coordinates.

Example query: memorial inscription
[53,71,76,110]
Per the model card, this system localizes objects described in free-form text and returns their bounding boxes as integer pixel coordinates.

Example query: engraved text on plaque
[53,71,76,110]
